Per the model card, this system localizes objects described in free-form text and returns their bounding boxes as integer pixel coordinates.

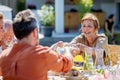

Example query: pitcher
[95,48,104,69]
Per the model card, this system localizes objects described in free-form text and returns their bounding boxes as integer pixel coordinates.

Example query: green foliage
[105,32,120,44]
[76,0,93,20]
[38,5,55,27]
[16,0,25,12]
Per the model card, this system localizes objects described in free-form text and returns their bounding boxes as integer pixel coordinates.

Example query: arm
[105,21,111,34]
[95,34,110,65]
[46,48,73,73]
[111,25,114,37]
[70,35,86,55]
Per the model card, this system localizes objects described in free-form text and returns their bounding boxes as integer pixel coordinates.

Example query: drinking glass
[116,54,120,79]
[107,53,119,80]
[85,47,93,62]
[84,47,94,70]
[108,54,120,80]
[94,48,104,69]
[107,61,117,80]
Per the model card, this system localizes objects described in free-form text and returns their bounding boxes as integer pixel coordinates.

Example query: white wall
[115,0,120,2]
[64,5,77,12]
[0,5,12,20]
[92,2,102,10]
[26,0,46,9]
[101,3,116,18]
[26,0,119,25]
[101,3,117,25]
[92,2,117,25]
[26,0,78,12]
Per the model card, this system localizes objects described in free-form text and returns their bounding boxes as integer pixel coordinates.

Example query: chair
[108,45,120,65]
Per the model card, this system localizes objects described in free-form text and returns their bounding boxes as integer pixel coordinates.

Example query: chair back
[108,45,120,65]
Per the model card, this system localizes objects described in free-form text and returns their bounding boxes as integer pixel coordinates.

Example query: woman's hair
[81,13,100,29]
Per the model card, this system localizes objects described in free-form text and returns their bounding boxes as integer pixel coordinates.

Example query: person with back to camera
[105,14,115,44]
[0,9,78,80]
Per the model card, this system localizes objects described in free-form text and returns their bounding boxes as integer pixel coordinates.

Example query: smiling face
[0,19,4,41]
[81,19,98,38]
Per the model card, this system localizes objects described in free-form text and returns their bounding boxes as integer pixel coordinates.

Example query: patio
[39,27,120,47]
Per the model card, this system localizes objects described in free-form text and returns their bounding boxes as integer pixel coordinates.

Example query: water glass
[95,48,104,69]
[107,65,117,80]
[84,47,94,70]
[116,54,120,78]
[84,47,93,62]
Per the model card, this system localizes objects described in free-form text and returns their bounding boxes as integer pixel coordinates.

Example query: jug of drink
[95,48,104,69]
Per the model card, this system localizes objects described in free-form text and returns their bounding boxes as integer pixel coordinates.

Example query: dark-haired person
[0,9,75,80]
[105,14,115,44]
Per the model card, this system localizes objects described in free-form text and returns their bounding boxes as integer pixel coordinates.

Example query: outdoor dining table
[48,66,120,80]
[48,44,120,80]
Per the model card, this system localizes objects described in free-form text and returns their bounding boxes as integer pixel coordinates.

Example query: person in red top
[0,9,74,80]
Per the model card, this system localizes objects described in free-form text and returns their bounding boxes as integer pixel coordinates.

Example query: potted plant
[38,4,55,37]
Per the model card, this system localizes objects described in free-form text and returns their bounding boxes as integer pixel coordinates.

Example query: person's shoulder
[34,45,50,54]
[105,19,108,21]
[34,45,59,58]
[97,33,106,37]
[71,33,85,43]
[97,33,107,41]
[75,33,84,39]
[105,19,109,23]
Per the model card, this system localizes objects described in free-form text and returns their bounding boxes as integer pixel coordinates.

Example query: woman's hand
[50,41,64,51]
[70,47,80,57]
[69,43,85,57]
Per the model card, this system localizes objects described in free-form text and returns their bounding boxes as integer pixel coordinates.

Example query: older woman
[51,13,110,66]
[71,13,109,65]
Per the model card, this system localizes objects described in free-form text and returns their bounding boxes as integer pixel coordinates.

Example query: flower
[38,5,55,27]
